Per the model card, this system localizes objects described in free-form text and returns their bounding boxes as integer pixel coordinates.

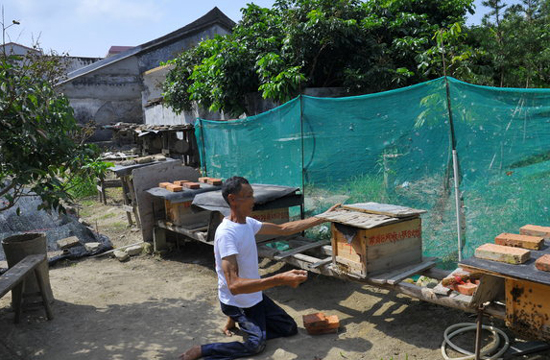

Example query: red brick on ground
[520,224,550,240]
[475,243,530,264]
[303,313,340,335]
[535,254,550,272]
[495,233,544,250]
[303,312,327,328]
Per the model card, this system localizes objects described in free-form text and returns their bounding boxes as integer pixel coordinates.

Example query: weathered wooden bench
[0,254,54,323]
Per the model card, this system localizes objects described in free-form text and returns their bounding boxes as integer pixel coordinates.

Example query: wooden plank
[0,254,46,298]
[315,209,400,230]
[469,274,504,308]
[291,253,323,264]
[368,257,437,285]
[157,220,209,243]
[341,202,426,218]
[273,240,330,260]
[34,268,54,320]
[102,179,122,188]
[308,256,333,269]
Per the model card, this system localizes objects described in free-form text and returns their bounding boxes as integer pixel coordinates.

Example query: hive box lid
[342,202,426,218]
[316,203,425,230]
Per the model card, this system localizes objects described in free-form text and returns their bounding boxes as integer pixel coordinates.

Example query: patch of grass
[461,168,550,257]
[110,221,128,231]
[67,175,97,199]
[79,198,96,207]
[98,212,116,220]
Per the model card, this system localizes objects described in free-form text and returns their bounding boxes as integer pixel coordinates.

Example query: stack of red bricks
[475,224,550,271]
[158,180,201,192]
[302,312,340,335]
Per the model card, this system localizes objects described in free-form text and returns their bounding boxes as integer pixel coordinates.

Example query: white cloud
[75,0,163,22]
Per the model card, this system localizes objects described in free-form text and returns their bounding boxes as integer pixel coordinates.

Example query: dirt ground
[1,194,550,360]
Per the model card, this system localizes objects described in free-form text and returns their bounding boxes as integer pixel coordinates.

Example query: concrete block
[84,242,101,252]
[57,236,80,250]
[126,244,143,256]
[166,184,183,192]
[535,254,550,272]
[520,224,550,240]
[495,233,544,250]
[114,249,130,262]
[183,182,200,189]
[475,243,530,264]
[159,182,171,189]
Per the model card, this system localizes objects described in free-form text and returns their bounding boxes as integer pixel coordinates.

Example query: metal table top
[146,184,221,204]
[460,240,550,285]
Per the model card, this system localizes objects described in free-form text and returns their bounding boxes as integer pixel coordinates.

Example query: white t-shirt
[214,217,263,308]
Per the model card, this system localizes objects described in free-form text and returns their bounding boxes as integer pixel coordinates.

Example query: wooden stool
[0,254,54,323]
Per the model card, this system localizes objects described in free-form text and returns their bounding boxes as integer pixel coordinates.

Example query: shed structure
[56,7,235,141]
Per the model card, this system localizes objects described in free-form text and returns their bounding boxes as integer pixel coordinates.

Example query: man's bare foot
[179,345,201,360]
[222,316,236,337]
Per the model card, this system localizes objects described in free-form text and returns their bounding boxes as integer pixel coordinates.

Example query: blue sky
[3,0,514,58]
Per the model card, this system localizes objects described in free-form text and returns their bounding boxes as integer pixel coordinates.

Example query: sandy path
[1,198,547,360]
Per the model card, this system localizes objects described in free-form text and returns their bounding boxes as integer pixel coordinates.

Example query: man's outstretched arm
[222,255,307,295]
[258,203,340,236]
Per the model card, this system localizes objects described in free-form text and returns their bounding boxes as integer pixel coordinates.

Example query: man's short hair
[222,176,250,205]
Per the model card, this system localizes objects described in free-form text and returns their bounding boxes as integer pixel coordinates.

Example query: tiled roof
[60,7,235,84]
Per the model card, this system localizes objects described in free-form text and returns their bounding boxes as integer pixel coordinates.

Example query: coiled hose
[441,323,510,360]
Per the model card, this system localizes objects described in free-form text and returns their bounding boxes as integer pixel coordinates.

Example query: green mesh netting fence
[196,77,550,265]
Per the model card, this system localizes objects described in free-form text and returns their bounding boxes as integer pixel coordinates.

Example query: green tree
[163,0,475,116]
[1,42,99,212]
[467,0,550,88]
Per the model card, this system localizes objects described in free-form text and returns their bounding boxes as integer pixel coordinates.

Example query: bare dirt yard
[1,194,549,360]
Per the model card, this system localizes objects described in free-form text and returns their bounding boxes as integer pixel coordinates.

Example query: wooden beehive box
[165,200,209,228]
[251,208,290,242]
[317,203,426,278]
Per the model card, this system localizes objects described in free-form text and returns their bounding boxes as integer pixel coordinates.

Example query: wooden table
[460,240,550,341]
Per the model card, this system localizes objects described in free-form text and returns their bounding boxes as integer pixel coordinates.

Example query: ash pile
[0,195,112,267]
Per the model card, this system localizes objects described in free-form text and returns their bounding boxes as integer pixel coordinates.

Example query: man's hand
[278,269,308,288]
[326,203,341,213]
